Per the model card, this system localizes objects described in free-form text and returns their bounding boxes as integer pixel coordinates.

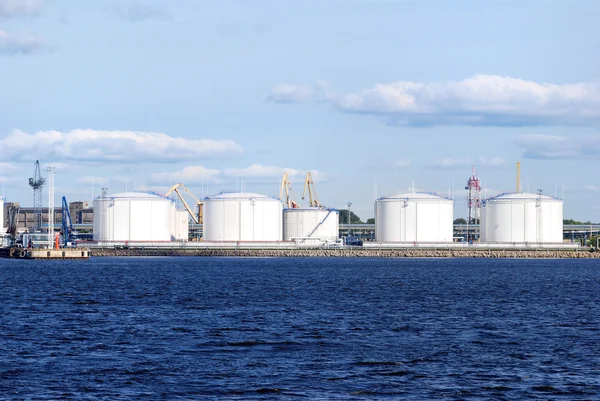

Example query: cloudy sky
[1,0,599,221]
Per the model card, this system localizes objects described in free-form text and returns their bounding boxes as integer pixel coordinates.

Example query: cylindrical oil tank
[283,207,339,242]
[170,208,189,241]
[375,192,454,243]
[93,191,175,242]
[203,192,283,241]
[481,192,563,243]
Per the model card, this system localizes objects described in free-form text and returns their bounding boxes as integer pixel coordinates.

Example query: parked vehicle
[345,236,363,246]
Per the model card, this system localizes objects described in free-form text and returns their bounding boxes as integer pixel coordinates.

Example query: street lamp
[347,201,352,236]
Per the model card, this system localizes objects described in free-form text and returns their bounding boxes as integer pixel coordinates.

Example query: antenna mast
[465,165,481,224]
[29,160,46,231]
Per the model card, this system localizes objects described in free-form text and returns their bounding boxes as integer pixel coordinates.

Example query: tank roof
[207,191,281,201]
[486,192,562,202]
[378,192,452,201]
[283,207,339,212]
[100,191,167,200]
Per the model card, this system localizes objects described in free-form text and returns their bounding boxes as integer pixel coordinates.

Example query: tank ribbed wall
[481,193,563,243]
[203,192,283,241]
[283,208,339,241]
[375,192,454,243]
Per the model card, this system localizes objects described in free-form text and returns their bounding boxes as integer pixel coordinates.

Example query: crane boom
[279,173,298,208]
[165,183,203,224]
[301,172,322,207]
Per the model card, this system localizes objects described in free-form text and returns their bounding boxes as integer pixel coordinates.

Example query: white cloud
[151,166,221,185]
[271,75,600,127]
[477,157,506,167]
[224,164,296,179]
[0,129,243,163]
[394,159,412,169]
[585,185,599,192]
[0,161,16,171]
[104,2,172,23]
[0,28,45,55]
[432,156,506,169]
[0,0,42,18]
[432,158,471,169]
[77,176,105,186]
[222,164,328,183]
[515,134,600,159]
[268,84,314,104]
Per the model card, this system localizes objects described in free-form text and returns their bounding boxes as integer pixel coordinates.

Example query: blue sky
[1,0,599,221]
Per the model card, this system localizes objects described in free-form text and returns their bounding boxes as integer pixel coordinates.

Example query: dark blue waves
[1,257,600,400]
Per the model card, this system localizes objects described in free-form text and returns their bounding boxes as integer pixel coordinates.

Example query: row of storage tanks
[93,190,564,244]
[93,191,339,243]
[374,192,563,243]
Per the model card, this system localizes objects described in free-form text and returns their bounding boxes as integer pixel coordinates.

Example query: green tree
[339,210,363,224]
[453,218,467,224]
[564,219,596,225]
[366,218,375,224]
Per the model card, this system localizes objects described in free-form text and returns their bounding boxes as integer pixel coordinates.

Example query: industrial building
[1,201,94,233]
[480,192,563,244]
[203,192,283,241]
[93,191,188,242]
[375,192,454,243]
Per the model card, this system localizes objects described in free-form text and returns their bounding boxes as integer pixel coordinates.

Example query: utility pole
[47,167,55,249]
[347,201,352,236]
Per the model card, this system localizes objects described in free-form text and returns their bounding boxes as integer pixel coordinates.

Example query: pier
[0,247,90,259]
[89,247,599,259]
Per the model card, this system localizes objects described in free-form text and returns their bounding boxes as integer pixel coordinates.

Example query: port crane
[302,172,322,208]
[61,196,78,247]
[6,204,20,247]
[280,172,299,208]
[165,183,203,224]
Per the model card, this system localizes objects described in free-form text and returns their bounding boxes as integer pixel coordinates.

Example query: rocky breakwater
[90,248,600,258]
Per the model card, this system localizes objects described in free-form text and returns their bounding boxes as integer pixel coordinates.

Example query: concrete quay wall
[91,248,600,258]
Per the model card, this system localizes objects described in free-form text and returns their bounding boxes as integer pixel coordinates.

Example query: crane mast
[165,183,203,224]
[302,172,322,208]
[516,162,521,193]
[279,172,298,208]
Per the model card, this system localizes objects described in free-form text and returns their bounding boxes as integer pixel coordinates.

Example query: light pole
[347,201,352,236]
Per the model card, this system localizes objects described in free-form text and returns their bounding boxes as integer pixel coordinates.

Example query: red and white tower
[465,166,481,224]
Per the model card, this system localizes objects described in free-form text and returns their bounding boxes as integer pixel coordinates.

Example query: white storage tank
[171,209,189,241]
[375,192,454,243]
[93,191,177,242]
[481,192,563,243]
[283,208,339,242]
[203,192,283,241]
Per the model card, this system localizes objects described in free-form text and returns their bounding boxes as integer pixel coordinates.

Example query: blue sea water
[1,257,600,400]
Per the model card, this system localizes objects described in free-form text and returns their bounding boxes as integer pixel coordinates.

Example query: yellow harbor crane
[516,162,521,193]
[165,183,203,224]
[302,172,322,208]
[280,172,299,209]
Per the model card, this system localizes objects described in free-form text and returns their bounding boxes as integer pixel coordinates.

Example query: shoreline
[89,248,600,258]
